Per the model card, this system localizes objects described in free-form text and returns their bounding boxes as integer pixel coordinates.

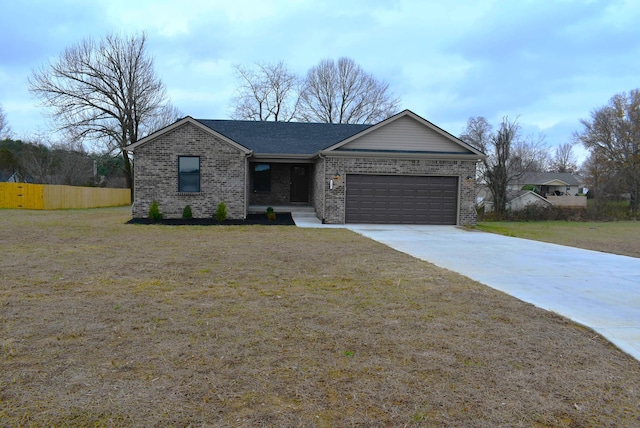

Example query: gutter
[317,150,485,161]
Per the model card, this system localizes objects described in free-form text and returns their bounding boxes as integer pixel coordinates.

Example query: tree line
[0,138,126,187]
[460,116,577,218]
[462,89,639,219]
[576,90,640,217]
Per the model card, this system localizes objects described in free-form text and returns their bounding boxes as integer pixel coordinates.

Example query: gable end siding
[133,122,247,219]
[337,116,469,153]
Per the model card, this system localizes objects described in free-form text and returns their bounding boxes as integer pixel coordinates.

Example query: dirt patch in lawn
[476,221,640,258]
[2,207,640,427]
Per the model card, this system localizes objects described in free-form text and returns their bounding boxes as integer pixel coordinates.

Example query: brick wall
[132,122,247,219]
[312,157,325,219]
[321,156,478,225]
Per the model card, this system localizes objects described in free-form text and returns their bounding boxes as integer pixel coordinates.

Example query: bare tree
[511,133,549,173]
[232,62,299,121]
[20,142,58,184]
[550,142,578,173]
[575,89,640,214]
[580,149,618,216]
[51,141,94,186]
[461,116,547,217]
[29,32,180,191]
[297,57,400,124]
[145,103,183,134]
[0,104,11,139]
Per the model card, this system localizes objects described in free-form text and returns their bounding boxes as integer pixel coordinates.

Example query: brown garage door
[345,175,458,224]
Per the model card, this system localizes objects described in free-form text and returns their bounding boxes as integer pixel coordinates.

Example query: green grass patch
[476,220,640,258]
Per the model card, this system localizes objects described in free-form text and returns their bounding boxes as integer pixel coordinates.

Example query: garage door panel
[346,174,458,224]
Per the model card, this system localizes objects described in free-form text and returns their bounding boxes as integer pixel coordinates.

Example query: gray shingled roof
[520,172,581,186]
[195,119,372,155]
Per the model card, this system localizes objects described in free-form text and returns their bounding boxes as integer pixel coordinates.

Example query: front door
[290,165,309,203]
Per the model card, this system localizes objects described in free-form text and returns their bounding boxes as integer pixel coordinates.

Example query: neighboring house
[511,172,584,198]
[484,172,586,212]
[126,110,486,225]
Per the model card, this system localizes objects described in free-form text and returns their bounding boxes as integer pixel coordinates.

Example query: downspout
[319,153,326,223]
[244,151,252,219]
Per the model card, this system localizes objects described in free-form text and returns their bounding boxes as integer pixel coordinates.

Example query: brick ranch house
[126,110,486,225]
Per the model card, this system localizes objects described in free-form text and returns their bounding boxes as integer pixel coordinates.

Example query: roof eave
[541,179,570,186]
[318,150,484,161]
[126,117,252,154]
[250,153,315,163]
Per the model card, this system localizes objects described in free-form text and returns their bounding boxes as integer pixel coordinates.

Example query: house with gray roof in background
[126,110,485,225]
[483,171,586,212]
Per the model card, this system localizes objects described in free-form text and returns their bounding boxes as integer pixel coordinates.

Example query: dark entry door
[290,165,309,203]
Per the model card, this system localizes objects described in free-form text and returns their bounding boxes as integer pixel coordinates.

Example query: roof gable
[126,117,252,154]
[322,110,485,157]
[511,190,552,205]
[543,179,570,186]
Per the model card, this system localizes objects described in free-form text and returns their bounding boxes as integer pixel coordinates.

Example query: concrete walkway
[294,217,640,361]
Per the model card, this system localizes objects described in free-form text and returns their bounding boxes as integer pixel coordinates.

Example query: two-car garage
[344,174,459,225]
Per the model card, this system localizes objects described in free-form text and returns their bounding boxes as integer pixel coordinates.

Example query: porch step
[248,205,314,214]
[248,205,322,226]
[291,209,322,226]
[291,209,317,218]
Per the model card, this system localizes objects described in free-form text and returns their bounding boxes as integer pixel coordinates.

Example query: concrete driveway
[342,224,640,362]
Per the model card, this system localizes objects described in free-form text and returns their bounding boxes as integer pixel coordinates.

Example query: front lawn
[2,207,640,426]
[476,220,640,258]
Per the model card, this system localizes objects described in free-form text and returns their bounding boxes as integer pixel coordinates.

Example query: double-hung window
[178,156,200,192]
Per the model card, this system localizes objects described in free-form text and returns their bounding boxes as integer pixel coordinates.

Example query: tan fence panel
[0,183,45,209]
[43,185,130,209]
[546,195,587,208]
[1,183,130,209]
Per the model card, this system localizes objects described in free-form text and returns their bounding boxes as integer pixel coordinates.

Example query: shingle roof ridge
[194,119,372,155]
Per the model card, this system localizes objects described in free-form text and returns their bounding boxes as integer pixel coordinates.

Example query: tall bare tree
[550,142,578,173]
[575,89,640,214]
[29,32,180,190]
[232,61,299,121]
[0,104,11,138]
[461,116,547,217]
[298,57,400,124]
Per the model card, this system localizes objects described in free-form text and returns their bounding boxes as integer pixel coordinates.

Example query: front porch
[247,204,322,226]
[249,162,313,206]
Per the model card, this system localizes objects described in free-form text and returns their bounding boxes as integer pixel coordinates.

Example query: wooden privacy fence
[0,183,130,209]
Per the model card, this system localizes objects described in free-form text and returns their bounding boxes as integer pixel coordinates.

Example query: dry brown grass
[2,207,640,427]
[476,221,640,258]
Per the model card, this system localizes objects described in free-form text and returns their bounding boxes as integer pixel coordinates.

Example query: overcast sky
[2,0,639,162]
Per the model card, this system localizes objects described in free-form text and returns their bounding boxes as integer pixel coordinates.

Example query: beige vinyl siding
[338,116,468,153]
